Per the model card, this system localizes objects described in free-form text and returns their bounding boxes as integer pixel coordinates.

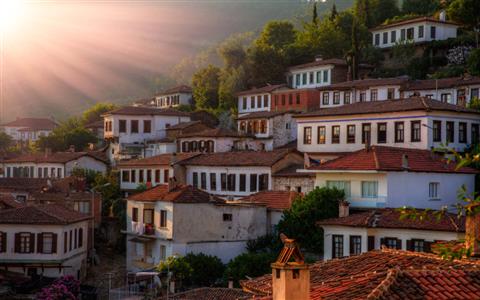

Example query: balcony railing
[131,222,156,236]
[347,196,387,208]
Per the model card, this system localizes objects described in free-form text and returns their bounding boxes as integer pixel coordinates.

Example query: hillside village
[0,0,480,299]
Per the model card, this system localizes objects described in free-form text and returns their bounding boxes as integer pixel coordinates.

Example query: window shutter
[349,236,354,255]
[380,238,385,247]
[368,236,375,251]
[1,232,6,253]
[78,228,83,248]
[14,233,21,253]
[37,233,43,253]
[52,233,58,253]
[396,239,402,250]
[424,241,432,253]
[406,240,412,251]
[30,233,36,253]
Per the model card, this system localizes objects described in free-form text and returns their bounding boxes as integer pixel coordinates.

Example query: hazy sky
[0,0,347,121]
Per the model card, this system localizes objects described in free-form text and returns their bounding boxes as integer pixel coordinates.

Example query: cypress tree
[312,2,318,25]
[330,3,338,21]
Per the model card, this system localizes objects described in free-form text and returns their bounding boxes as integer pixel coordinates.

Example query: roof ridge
[34,205,68,223]
[367,268,401,300]
[372,146,380,169]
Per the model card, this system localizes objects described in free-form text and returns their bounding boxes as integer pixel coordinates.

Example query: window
[250,174,257,192]
[303,127,312,144]
[350,236,362,255]
[390,30,396,43]
[251,96,255,108]
[418,25,424,38]
[119,120,127,133]
[131,120,139,133]
[471,88,479,101]
[263,95,268,107]
[333,92,340,104]
[0,232,6,253]
[446,121,454,143]
[344,92,351,104]
[160,245,167,261]
[362,123,371,144]
[239,174,246,192]
[430,26,436,39]
[40,233,55,254]
[332,235,344,258]
[309,72,314,84]
[221,173,227,191]
[383,238,399,249]
[332,126,340,144]
[317,126,326,144]
[143,120,151,133]
[377,123,387,143]
[347,125,356,144]
[302,73,307,85]
[459,122,467,143]
[400,28,406,41]
[192,172,199,188]
[281,94,286,105]
[395,122,404,143]
[139,170,144,183]
[323,70,329,83]
[326,181,351,198]
[288,94,293,105]
[210,173,217,190]
[316,71,322,83]
[429,182,439,199]
[16,233,33,253]
[74,229,77,249]
[370,89,378,101]
[227,174,236,191]
[201,172,207,189]
[154,170,160,183]
[57,168,62,178]
[132,207,138,222]
[295,74,301,86]
[322,93,329,105]
[382,32,388,44]
[472,124,479,144]
[259,174,269,191]
[387,88,395,100]
[441,93,452,103]
[242,97,247,110]
[143,209,154,225]
[361,181,378,198]
[164,169,169,183]
[433,121,442,142]
[411,121,421,142]
[146,170,152,182]
[160,210,167,228]
[74,201,90,214]
[78,228,83,248]
[257,95,262,108]
[406,27,414,39]
[374,33,380,45]
[296,93,300,104]
[359,92,366,102]
[223,213,232,221]
[128,170,135,183]
[122,170,130,182]
[63,232,67,253]
[410,239,425,252]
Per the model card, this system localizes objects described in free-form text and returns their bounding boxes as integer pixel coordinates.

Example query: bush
[468,97,480,111]
[224,252,276,286]
[36,275,80,300]
[467,48,480,76]
[183,253,225,287]
[246,233,282,254]
[156,256,193,282]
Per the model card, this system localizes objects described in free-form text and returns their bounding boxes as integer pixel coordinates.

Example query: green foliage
[401,0,440,16]
[192,65,221,109]
[406,57,430,79]
[468,97,480,110]
[175,104,193,112]
[135,183,147,192]
[392,40,416,64]
[82,102,117,125]
[0,132,13,152]
[224,252,276,286]
[246,234,283,254]
[431,65,465,79]
[157,256,193,282]
[255,20,296,51]
[93,171,122,217]
[277,187,344,253]
[183,253,225,287]
[71,167,101,186]
[448,0,480,30]
[467,48,480,76]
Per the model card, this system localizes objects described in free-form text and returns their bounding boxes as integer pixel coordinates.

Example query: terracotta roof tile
[402,76,480,91]
[238,191,299,210]
[317,208,465,232]
[179,127,251,138]
[371,16,460,31]
[0,178,51,192]
[128,184,225,204]
[308,146,478,174]
[103,106,190,117]
[4,151,108,164]
[317,77,408,91]
[165,287,250,300]
[295,97,480,118]
[0,204,90,225]
[236,84,286,96]
[0,194,25,209]
[157,85,192,96]
[236,110,296,120]
[166,121,203,130]
[177,149,299,167]
[273,164,315,177]
[1,117,58,130]
[118,153,199,167]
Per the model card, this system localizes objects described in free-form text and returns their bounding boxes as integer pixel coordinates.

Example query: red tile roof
[239,191,299,210]
[401,76,480,91]
[307,146,478,174]
[0,204,90,225]
[1,118,58,130]
[164,287,250,300]
[0,194,25,209]
[371,16,460,31]
[241,248,480,299]
[317,77,408,91]
[288,58,373,71]
[178,127,251,138]
[295,97,480,118]
[273,164,315,177]
[117,153,199,168]
[157,84,192,96]
[177,149,300,167]
[0,178,52,192]
[318,208,465,232]
[84,119,104,129]
[236,84,286,96]
[4,151,108,164]
[236,110,296,120]
[166,121,203,130]
[128,184,225,204]
[103,106,190,117]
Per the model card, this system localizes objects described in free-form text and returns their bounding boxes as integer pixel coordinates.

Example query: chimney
[339,200,350,218]
[271,235,310,300]
[402,154,409,169]
[439,10,446,22]
[465,203,480,257]
[304,153,311,169]
[45,148,52,158]
[315,55,323,62]
[228,278,234,289]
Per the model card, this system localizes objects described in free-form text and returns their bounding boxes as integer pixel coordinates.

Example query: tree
[157,256,193,283]
[82,102,117,125]
[330,3,338,22]
[254,20,296,52]
[0,132,13,152]
[371,0,400,27]
[402,0,440,15]
[448,0,480,47]
[467,48,480,76]
[183,253,225,287]
[224,252,276,286]
[313,2,318,25]
[277,187,344,253]
[192,65,221,109]
[469,97,480,110]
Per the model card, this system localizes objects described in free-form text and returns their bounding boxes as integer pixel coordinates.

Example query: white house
[102,106,190,163]
[117,153,198,192]
[301,145,477,209]
[237,111,297,150]
[176,149,304,199]
[1,151,108,179]
[370,15,459,49]
[154,85,193,109]
[0,204,90,279]
[319,205,465,260]
[125,184,266,270]
[295,97,480,154]
[237,84,286,116]
[0,117,58,144]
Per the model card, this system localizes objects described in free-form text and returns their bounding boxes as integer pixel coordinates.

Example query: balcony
[347,196,387,208]
[131,222,156,236]
[144,224,155,236]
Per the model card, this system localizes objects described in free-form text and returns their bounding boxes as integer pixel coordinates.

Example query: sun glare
[0,0,26,33]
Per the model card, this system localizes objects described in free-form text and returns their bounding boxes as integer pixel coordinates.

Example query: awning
[129,236,155,244]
